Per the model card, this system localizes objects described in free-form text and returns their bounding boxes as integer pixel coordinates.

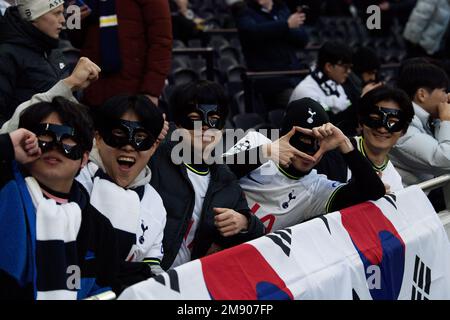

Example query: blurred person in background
[69,0,172,108]
[0,0,67,126]
[235,0,309,112]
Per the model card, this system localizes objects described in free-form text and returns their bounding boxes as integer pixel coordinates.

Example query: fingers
[282,126,298,139]
[293,126,313,136]
[214,210,246,237]
[292,149,316,162]
[213,207,228,215]
[312,123,334,140]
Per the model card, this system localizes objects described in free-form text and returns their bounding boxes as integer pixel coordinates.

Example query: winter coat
[0,7,66,123]
[403,0,450,54]
[70,0,173,107]
[390,102,450,185]
[150,141,266,270]
[236,1,308,71]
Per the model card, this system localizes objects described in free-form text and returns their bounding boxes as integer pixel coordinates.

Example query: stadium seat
[170,68,199,86]
[218,56,238,73]
[232,90,246,115]
[268,109,285,129]
[173,39,186,49]
[233,113,266,131]
[226,65,246,82]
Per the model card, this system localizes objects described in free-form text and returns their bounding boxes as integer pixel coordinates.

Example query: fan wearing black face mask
[76,95,168,294]
[223,97,386,233]
[317,86,415,193]
[149,80,266,271]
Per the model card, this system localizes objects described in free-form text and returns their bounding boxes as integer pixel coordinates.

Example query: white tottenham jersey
[171,164,211,269]
[224,131,344,233]
[349,136,404,192]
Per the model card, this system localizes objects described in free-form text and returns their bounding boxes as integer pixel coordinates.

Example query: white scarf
[25,177,82,300]
[78,141,165,271]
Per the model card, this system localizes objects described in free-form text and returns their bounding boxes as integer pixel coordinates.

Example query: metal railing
[418,174,450,211]
[84,290,116,301]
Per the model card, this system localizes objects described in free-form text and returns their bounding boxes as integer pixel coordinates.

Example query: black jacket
[236,1,308,72]
[0,7,67,123]
[150,141,266,270]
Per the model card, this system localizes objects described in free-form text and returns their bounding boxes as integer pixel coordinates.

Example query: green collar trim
[358,137,389,172]
[277,165,301,180]
[184,163,210,176]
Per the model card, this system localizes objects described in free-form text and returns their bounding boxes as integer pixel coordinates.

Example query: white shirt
[289,74,351,114]
[171,164,211,269]
[225,132,343,233]
[349,136,404,192]
[0,0,10,15]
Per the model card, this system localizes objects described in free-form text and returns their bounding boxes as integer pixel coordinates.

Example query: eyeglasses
[335,63,353,71]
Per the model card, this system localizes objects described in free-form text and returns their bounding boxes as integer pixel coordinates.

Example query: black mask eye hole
[369,113,382,121]
[60,135,77,147]
[112,128,128,137]
[134,130,149,144]
[37,133,54,143]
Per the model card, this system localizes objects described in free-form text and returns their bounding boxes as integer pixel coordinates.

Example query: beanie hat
[281,98,329,135]
[280,98,329,154]
[17,0,64,21]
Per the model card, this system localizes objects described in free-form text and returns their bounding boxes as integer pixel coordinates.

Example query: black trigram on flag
[154,269,180,293]
[266,228,292,257]
[411,255,431,300]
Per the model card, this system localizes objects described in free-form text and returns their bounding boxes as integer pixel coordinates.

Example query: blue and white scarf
[0,162,82,300]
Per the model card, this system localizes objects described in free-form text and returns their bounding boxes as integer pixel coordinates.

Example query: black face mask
[34,123,84,160]
[180,104,225,130]
[100,119,157,151]
[290,132,320,155]
[361,105,407,133]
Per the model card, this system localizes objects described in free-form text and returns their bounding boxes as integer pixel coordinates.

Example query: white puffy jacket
[403,0,450,55]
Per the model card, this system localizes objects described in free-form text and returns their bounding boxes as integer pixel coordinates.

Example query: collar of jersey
[277,165,302,180]
[358,137,388,172]
[184,162,210,176]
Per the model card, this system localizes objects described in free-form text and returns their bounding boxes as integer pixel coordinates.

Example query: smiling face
[96,110,156,188]
[184,111,223,153]
[291,154,318,172]
[361,100,404,155]
[32,4,65,39]
[26,112,88,193]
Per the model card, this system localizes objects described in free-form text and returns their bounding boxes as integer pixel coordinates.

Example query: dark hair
[95,95,164,140]
[352,46,380,76]
[169,80,229,126]
[359,85,414,133]
[317,41,352,70]
[18,97,94,153]
[397,62,449,99]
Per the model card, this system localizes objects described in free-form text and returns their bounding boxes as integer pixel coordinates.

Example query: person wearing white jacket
[403,0,450,56]
[0,0,11,15]
[290,41,353,128]
[390,61,450,186]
